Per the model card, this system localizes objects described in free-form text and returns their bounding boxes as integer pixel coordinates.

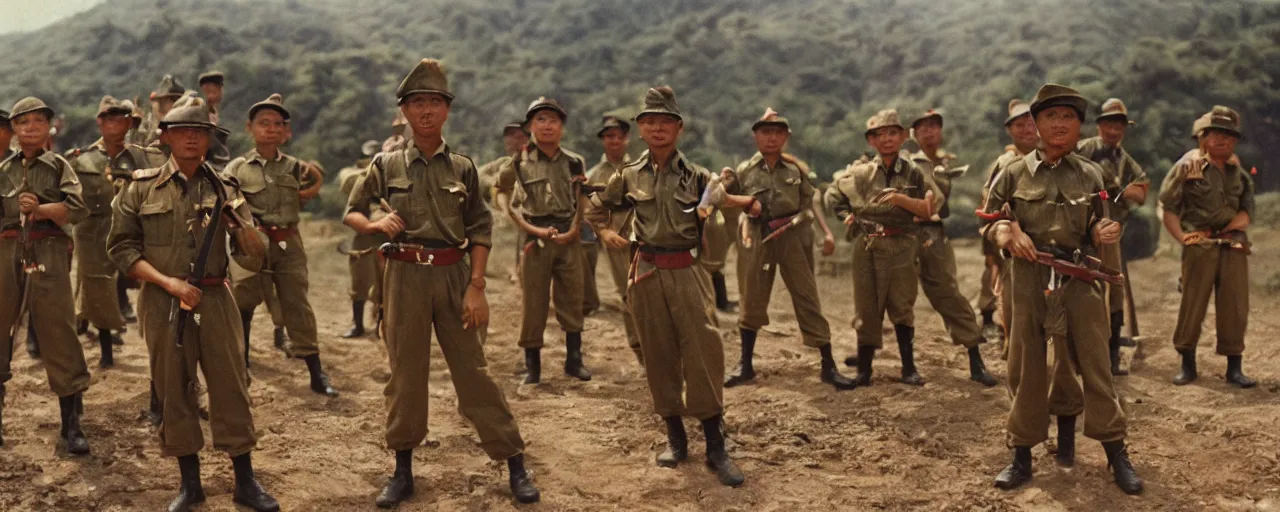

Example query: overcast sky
[0,0,103,34]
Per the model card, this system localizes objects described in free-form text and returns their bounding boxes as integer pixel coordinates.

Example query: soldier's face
[637,115,682,150]
[97,113,132,140]
[913,119,942,148]
[529,111,564,147]
[503,129,528,154]
[753,125,789,156]
[866,126,906,156]
[201,84,223,106]
[162,127,212,160]
[1007,115,1037,149]
[249,109,288,146]
[1034,106,1081,151]
[400,93,450,138]
[1202,129,1239,161]
[1097,119,1127,147]
[600,128,629,156]
[12,112,50,150]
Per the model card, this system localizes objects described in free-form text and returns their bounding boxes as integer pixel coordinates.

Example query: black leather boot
[523,348,541,385]
[994,446,1033,490]
[1109,311,1128,376]
[1225,355,1257,388]
[341,300,366,338]
[968,346,998,387]
[702,415,744,487]
[656,416,688,467]
[1103,440,1144,495]
[273,326,288,353]
[26,316,40,359]
[564,332,592,381]
[167,454,205,512]
[723,329,757,387]
[240,310,254,371]
[895,325,924,386]
[1055,415,1076,467]
[507,453,541,503]
[818,344,857,390]
[59,394,90,455]
[711,271,737,313]
[304,354,339,397]
[98,328,115,369]
[118,277,137,323]
[376,449,414,508]
[846,345,875,385]
[232,453,280,512]
[1172,349,1197,385]
[76,318,89,335]
[148,381,163,426]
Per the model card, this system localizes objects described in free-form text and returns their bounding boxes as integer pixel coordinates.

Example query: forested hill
[4,0,1278,211]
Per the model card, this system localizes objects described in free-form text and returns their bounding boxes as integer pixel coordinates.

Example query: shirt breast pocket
[626,190,657,222]
[386,176,425,214]
[1010,183,1050,226]
[139,200,175,247]
[516,175,550,209]
[439,180,469,218]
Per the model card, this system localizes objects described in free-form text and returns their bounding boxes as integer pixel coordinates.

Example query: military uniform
[337,141,385,338]
[585,144,642,364]
[139,75,186,148]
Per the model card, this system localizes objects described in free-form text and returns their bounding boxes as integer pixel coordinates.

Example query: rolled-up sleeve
[107,182,145,274]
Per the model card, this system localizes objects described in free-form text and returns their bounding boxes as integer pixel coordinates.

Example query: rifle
[1035,247,1124,286]
[173,167,227,347]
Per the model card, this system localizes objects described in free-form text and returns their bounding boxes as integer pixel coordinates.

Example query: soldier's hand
[551,230,578,245]
[747,199,762,217]
[843,214,856,226]
[822,233,836,256]
[164,277,203,309]
[531,226,556,240]
[719,167,735,184]
[600,230,629,250]
[18,192,39,214]
[1181,231,1208,246]
[1093,219,1121,246]
[1004,225,1038,262]
[462,284,489,330]
[373,213,405,238]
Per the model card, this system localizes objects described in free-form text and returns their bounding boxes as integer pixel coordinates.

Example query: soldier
[478,121,529,203]
[1077,99,1149,376]
[107,96,279,512]
[979,99,1039,342]
[1159,106,1255,389]
[722,108,857,391]
[825,109,942,386]
[0,98,92,454]
[338,140,385,338]
[223,94,336,397]
[140,74,187,148]
[584,115,643,364]
[343,58,540,506]
[495,97,593,384]
[701,194,740,313]
[982,84,1140,494]
[198,71,224,125]
[906,109,998,386]
[587,85,747,487]
[580,116,633,318]
[67,96,165,368]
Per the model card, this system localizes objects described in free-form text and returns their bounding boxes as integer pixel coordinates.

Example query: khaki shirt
[981,151,1106,252]
[477,155,512,203]
[908,149,958,219]
[0,149,87,231]
[1077,136,1148,221]
[824,155,942,232]
[345,142,492,248]
[67,141,165,217]
[223,149,306,227]
[495,145,586,223]
[586,153,632,232]
[980,148,1025,211]
[1158,150,1254,233]
[107,159,261,278]
[726,152,813,219]
[590,149,712,250]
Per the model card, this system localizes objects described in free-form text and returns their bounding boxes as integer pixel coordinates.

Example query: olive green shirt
[223,149,306,227]
[908,148,958,219]
[1077,136,1149,221]
[981,151,1107,252]
[590,149,712,250]
[587,153,633,232]
[1158,150,1254,234]
[67,141,165,217]
[495,145,586,222]
[726,152,814,220]
[0,149,87,231]
[824,154,943,231]
[344,141,492,248]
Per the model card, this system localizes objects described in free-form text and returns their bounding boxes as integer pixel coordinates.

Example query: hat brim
[249,103,291,121]
[1201,125,1242,139]
[1096,113,1135,125]
[1031,97,1087,120]
[198,78,225,87]
[635,110,682,122]
[11,106,55,121]
[751,120,790,132]
[159,121,217,131]
[864,124,905,137]
[397,89,455,104]
[597,122,631,138]
[910,113,943,128]
[526,105,567,122]
[97,107,132,118]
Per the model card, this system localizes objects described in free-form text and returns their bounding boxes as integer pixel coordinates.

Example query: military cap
[1191,112,1211,140]
[1095,98,1135,125]
[864,108,905,137]
[159,94,216,131]
[910,108,943,128]
[10,97,55,121]
[152,74,186,100]
[596,115,630,137]
[121,100,142,127]
[396,58,453,104]
[1199,105,1242,138]
[751,108,790,132]
[1030,83,1088,120]
[198,71,225,86]
[248,93,290,121]
[361,139,380,157]
[526,97,567,122]
[96,95,132,118]
[635,86,682,121]
[503,121,528,136]
[1004,99,1032,126]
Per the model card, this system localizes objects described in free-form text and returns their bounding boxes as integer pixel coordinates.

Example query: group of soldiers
[0,52,1257,508]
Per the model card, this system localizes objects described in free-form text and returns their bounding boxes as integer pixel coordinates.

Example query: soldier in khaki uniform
[982,84,1140,495]
[826,109,943,386]
[478,122,529,204]
[338,140,385,338]
[701,195,740,313]
[980,99,1039,342]
[1159,106,1256,389]
[584,115,643,364]
[1077,99,1149,375]
[67,96,166,367]
[224,94,337,397]
[907,109,998,386]
[495,97,592,384]
[140,74,187,148]
[722,109,857,391]
[588,86,747,487]
[343,58,539,506]
[0,98,91,454]
[198,71,224,125]
[108,96,280,512]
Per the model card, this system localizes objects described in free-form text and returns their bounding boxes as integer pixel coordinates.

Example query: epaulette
[64,148,82,158]
[448,150,477,170]
[132,167,163,180]
[780,153,810,175]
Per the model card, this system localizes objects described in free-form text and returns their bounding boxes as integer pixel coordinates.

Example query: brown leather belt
[191,276,229,288]
[258,225,298,243]
[1,228,69,241]
[380,243,464,266]
[639,250,695,269]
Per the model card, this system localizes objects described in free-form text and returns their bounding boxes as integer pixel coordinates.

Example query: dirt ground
[2,219,1279,511]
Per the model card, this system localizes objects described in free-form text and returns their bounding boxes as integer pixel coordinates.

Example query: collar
[20,148,60,169]
[748,151,790,172]
[156,158,215,187]
[406,139,450,165]
[638,149,689,175]
[875,154,906,177]
[1023,149,1075,177]
[247,148,287,166]
[525,143,562,163]
[910,148,949,165]
[600,152,630,167]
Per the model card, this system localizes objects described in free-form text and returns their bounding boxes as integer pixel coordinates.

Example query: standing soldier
[587,86,748,487]
[343,58,540,506]
[107,95,280,512]
[982,84,1140,494]
[979,99,1039,342]
[198,71,224,125]
[223,94,336,396]
[722,109,857,391]
[0,97,92,454]
[907,109,998,386]
[67,96,165,367]
[826,109,942,386]
[478,121,529,204]
[338,140,385,338]
[495,97,592,384]
[701,193,740,313]
[1077,98,1149,376]
[140,74,186,148]
[584,115,643,364]
[1159,106,1255,389]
